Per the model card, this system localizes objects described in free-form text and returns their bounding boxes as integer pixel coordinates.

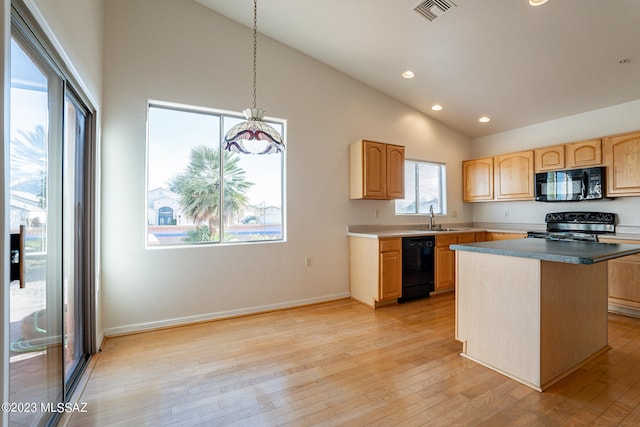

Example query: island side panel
[539,261,608,388]
[455,250,542,388]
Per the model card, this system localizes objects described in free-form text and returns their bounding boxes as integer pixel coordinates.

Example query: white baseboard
[103,292,351,337]
[608,303,640,319]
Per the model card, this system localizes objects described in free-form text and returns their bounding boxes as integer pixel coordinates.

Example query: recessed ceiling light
[529,0,548,6]
[402,70,415,79]
[431,104,443,111]
[478,116,491,123]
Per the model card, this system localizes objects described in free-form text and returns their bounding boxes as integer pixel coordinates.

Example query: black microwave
[535,167,605,202]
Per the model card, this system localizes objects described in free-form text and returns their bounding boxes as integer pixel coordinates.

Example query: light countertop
[347,224,640,241]
[347,227,487,238]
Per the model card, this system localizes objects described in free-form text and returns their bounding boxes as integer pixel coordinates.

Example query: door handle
[10,225,25,289]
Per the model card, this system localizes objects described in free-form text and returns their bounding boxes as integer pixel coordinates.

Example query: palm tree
[169,145,253,241]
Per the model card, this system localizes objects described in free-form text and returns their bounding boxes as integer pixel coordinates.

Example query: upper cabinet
[464,129,640,202]
[535,139,602,172]
[494,150,535,200]
[350,140,404,200]
[463,151,534,202]
[385,144,405,199]
[463,157,494,201]
[565,139,602,169]
[534,145,565,172]
[604,131,640,197]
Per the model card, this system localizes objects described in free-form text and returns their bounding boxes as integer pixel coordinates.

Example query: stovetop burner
[527,211,616,242]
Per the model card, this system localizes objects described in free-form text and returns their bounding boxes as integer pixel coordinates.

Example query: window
[396,160,446,215]
[146,103,285,246]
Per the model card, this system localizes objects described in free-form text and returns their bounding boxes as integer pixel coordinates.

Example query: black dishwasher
[399,236,435,302]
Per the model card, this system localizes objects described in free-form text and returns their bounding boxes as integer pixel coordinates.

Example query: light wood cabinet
[600,238,640,317]
[485,232,527,241]
[565,138,602,169]
[603,131,640,197]
[435,235,457,292]
[463,157,494,201]
[386,145,405,199]
[534,145,565,172]
[349,237,401,307]
[349,140,404,200]
[494,150,535,200]
[435,232,486,292]
[535,139,602,173]
[379,238,402,301]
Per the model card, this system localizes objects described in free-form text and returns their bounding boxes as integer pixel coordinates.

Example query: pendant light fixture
[223,0,285,155]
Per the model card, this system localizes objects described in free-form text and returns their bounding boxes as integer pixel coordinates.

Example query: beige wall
[469,99,640,227]
[100,0,471,334]
[30,0,103,107]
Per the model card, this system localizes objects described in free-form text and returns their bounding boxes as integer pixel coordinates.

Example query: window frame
[145,100,287,248]
[395,159,447,216]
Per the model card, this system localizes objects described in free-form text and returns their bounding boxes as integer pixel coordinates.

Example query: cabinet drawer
[436,235,458,247]
[457,233,476,244]
[379,238,401,252]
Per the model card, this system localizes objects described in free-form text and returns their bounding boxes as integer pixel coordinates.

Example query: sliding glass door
[8,5,94,425]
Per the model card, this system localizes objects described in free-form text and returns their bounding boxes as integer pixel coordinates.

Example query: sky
[147,106,284,208]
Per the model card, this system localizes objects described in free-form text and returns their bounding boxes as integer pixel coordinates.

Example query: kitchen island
[451,238,640,391]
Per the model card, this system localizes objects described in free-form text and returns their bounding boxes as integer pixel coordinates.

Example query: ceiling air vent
[413,0,457,22]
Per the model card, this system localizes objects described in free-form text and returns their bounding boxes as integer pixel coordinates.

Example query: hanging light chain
[252,0,258,110]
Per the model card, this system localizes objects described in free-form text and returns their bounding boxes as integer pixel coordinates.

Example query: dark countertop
[450,239,640,265]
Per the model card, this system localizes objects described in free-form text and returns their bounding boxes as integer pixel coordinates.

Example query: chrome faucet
[429,204,435,230]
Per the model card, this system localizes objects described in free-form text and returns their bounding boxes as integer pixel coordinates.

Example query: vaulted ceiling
[195,0,640,138]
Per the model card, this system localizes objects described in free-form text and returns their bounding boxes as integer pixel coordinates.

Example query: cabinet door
[534,145,565,172]
[608,254,640,308]
[379,247,401,300]
[604,131,640,197]
[363,141,387,198]
[566,139,602,169]
[435,235,457,291]
[601,238,640,314]
[494,151,535,200]
[463,157,494,201]
[386,145,405,199]
[435,247,455,291]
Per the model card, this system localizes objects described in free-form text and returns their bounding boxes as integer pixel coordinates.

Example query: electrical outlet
[374,208,380,218]
[305,257,312,267]
[504,210,510,217]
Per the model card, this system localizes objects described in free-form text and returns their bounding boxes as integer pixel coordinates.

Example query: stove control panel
[545,212,616,224]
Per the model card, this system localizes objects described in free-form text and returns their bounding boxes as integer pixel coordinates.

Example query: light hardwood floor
[67,293,640,426]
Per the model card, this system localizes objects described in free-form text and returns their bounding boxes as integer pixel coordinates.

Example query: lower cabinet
[435,232,486,293]
[379,238,402,300]
[349,236,401,307]
[486,232,527,241]
[435,235,457,292]
[601,238,640,317]
[350,231,494,305]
